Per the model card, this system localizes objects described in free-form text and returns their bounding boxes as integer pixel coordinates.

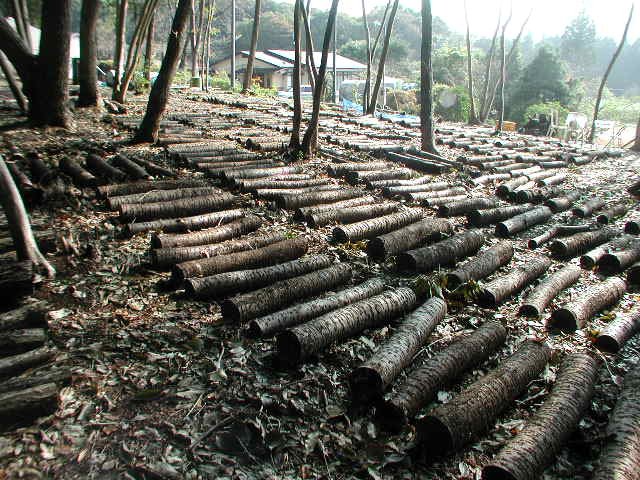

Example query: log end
[396,252,417,272]
[415,415,454,459]
[598,255,622,275]
[366,239,387,262]
[170,265,187,284]
[527,239,539,250]
[375,401,409,433]
[572,208,586,218]
[349,367,384,405]
[275,330,303,366]
[596,214,609,225]
[549,241,568,258]
[481,465,519,480]
[494,223,510,238]
[549,309,578,332]
[220,299,241,323]
[149,233,162,249]
[477,289,498,309]
[594,334,620,354]
[518,303,540,317]
[624,222,639,234]
[332,227,349,244]
[580,255,596,270]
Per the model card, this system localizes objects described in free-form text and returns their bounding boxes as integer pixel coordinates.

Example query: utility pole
[230,0,236,90]
[333,11,338,103]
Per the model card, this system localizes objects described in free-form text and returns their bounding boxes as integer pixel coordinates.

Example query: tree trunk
[221,263,353,322]
[118,192,235,223]
[0,51,27,113]
[467,205,533,227]
[333,209,423,243]
[185,254,333,299]
[0,328,46,354]
[0,367,69,395]
[0,301,48,332]
[463,0,477,124]
[549,277,626,331]
[483,353,599,480]
[384,181,451,196]
[367,218,452,260]
[300,0,339,156]
[59,157,97,188]
[519,264,581,317]
[134,0,191,143]
[289,0,302,149]
[367,0,398,115]
[112,0,128,100]
[415,341,550,459]
[595,304,640,353]
[126,208,244,237]
[405,187,466,203]
[247,278,385,338]
[0,156,54,278]
[397,230,485,273]
[277,287,417,366]
[419,0,437,152]
[379,320,507,431]
[275,188,361,210]
[589,5,634,144]
[549,227,618,259]
[495,22,506,133]
[143,12,155,82]
[108,186,220,210]
[350,296,446,404]
[495,206,553,237]
[477,257,551,308]
[242,0,262,93]
[444,241,513,290]
[230,0,236,89]
[361,0,372,112]
[478,11,501,122]
[295,196,376,221]
[78,0,100,107]
[308,203,398,228]
[439,198,498,217]
[301,1,317,93]
[150,215,260,249]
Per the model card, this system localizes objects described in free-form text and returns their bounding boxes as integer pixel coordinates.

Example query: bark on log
[59,157,98,188]
[294,196,376,221]
[528,224,592,249]
[224,166,302,182]
[185,255,334,299]
[467,205,533,227]
[537,173,567,187]
[255,185,339,200]
[274,189,362,210]
[130,157,176,178]
[397,230,485,273]
[419,195,467,207]
[544,192,581,213]
[0,382,58,425]
[496,177,529,197]
[581,235,636,269]
[591,363,640,480]
[172,237,308,281]
[327,162,390,176]
[625,218,640,234]
[308,204,398,228]
[378,321,507,431]
[482,353,599,480]
[98,179,205,198]
[107,187,222,210]
[85,154,126,182]
[0,301,49,332]
[367,218,453,261]
[221,263,353,322]
[598,240,640,274]
[239,178,329,192]
[126,209,245,236]
[384,182,451,196]
[415,341,551,458]
[0,367,70,395]
[119,192,235,222]
[112,154,151,180]
[277,288,418,366]
[444,241,514,290]
[628,261,640,284]
[346,168,413,185]
[26,153,55,186]
[519,264,582,317]
[350,297,447,404]
[405,187,467,203]
[595,304,640,353]
[247,278,386,338]
[572,198,605,218]
[439,198,499,217]
[333,209,424,243]
[477,256,552,308]
[0,347,55,378]
[597,204,628,225]
[515,186,564,204]
[549,277,626,331]
[496,206,553,237]
[550,227,619,259]
[0,328,46,353]
[151,215,261,249]
[472,173,511,185]
[151,232,286,268]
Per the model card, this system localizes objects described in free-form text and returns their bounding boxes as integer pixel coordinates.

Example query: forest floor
[0,88,639,480]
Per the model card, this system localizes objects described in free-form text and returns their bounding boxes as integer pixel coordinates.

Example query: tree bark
[495,206,553,237]
[289,0,303,149]
[589,5,634,144]
[398,230,485,273]
[367,218,452,260]
[483,353,599,480]
[350,296,446,404]
[247,278,386,338]
[467,205,533,227]
[544,191,581,213]
[549,277,626,331]
[333,209,423,243]
[415,341,550,459]
[632,117,640,152]
[0,383,58,426]
[444,241,513,290]
[242,0,261,93]
[361,0,372,112]
[143,12,155,82]
[118,192,235,223]
[112,0,128,100]
[0,51,27,113]
[478,10,501,122]
[150,215,260,249]
[295,196,376,221]
[78,0,100,107]
[597,204,628,225]
[528,224,591,249]
[108,186,220,210]
[367,0,399,115]
[134,0,191,143]
[519,264,581,317]
[572,198,605,218]
[419,0,437,152]
[598,239,640,274]
[0,328,46,354]
[438,198,498,217]
[549,227,618,259]
[308,203,398,228]
[580,235,635,269]
[300,1,317,93]
[275,188,361,210]
[463,0,477,124]
[98,178,204,198]
[126,208,244,237]
[0,156,54,278]
[379,320,507,431]
[595,304,640,353]
[0,346,55,377]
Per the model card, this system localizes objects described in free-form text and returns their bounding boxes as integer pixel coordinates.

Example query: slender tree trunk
[0,156,54,278]
[367,0,398,115]
[11,0,32,51]
[289,0,302,149]
[230,0,236,90]
[300,1,317,92]
[478,11,501,122]
[134,0,191,143]
[204,2,213,92]
[589,5,634,144]
[144,12,155,81]
[190,0,205,78]
[420,0,437,153]
[632,117,640,152]
[112,0,128,100]
[243,0,261,93]
[495,18,507,133]
[361,0,371,112]
[78,0,100,107]
[464,0,477,124]
[301,0,339,156]
[0,51,27,113]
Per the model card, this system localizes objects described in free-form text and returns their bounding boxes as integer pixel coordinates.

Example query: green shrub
[523,101,569,125]
[433,84,470,123]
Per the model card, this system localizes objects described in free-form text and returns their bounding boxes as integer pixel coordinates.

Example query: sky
[282,0,639,42]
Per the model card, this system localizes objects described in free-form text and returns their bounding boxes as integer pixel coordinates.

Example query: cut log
[444,241,514,290]
[384,182,451,196]
[477,256,552,308]
[482,353,599,480]
[597,204,628,225]
[467,205,533,227]
[514,186,564,204]
[595,304,640,353]
[112,154,151,180]
[496,177,529,197]
[185,255,334,299]
[172,237,308,281]
[150,215,262,249]
[628,262,640,284]
[346,168,413,185]
[0,328,47,354]
[247,278,386,338]
[0,301,49,332]
[85,154,126,181]
[472,173,511,185]
[221,263,353,322]
[294,196,376,221]
[256,186,340,200]
[544,192,581,213]
[378,321,507,431]
[307,204,398,228]
[59,157,98,188]
[276,288,418,366]
[495,206,553,237]
[415,341,551,458]
[224,166,302,182]
[274,189,362,210]
[397,230,485,273]
[591,364,640,480]
[537,173,566,187]
[438,198,499,217]
[528,224,592,249]
[350,297,447,404]
[367,218,453,261]
[125,209,245,236]
[239,178,329,192]
[26,152,56,185]
[327,162,390,176]
[549,227,618,259]
[97,179,206,198]
[572,198,605,218]
[151,232,287,268]
[0,347,55,378]
[549,277,626,331]
[598,239,640,274]
[625,217,640,234]
[0,382,58,426]
[519,264,582,317]
[333,210,424,243]
[107,187,222,210]
[130,157,176,177]
[119,193,236,222]
[421,195,467,207]
[0,260,35,300]
[405,187,466,203]
[581,235,636,269]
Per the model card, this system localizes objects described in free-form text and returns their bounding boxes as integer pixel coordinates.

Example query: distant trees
[560,10,597,79]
